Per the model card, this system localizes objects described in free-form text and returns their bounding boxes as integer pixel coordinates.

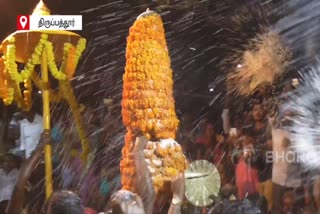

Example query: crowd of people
[1,82,320,214]
[178,82,320,214]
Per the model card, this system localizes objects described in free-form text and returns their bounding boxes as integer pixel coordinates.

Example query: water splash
[282,64,320,170]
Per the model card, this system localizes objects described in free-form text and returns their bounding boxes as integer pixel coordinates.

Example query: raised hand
[133,136,148,154]
[40,129,51,145]
[171,173,185,201]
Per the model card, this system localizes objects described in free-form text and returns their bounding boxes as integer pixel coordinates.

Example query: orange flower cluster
[121,11,185,194]
[63,43,77,79]
[121,130,137,191]
[146,141,185,193]
[122,11,178,140]
[121,131,185,193]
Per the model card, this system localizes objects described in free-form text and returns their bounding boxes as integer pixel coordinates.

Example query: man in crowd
[19,109,43,158]
[243,101,273,211]
[0,153,19,211]
[271,127,303,213]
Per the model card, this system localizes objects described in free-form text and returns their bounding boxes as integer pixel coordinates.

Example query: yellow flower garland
[12,81,25,109]
[61,39,86,80]
[1,33,88,163]
[4,34,48,83]
[45,41,67,80]
[0,58,12,104]
[75,38,86,64]
[61,43,74,79]
[5,41,23,83]
[20,34,47,79]
[23,78,32,111]
[59,80,90,161]
[3,88,14,105]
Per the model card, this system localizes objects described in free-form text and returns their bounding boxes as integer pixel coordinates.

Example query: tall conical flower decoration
[121,10,186,194]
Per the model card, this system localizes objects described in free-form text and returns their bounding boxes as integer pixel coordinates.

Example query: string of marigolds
[0,32,89,160]
[0,34,89,160]
[4,34,86,83]
[59,79,90,161]
[0,58,13,105]
[1,34,86,105]
[23,79,32,111]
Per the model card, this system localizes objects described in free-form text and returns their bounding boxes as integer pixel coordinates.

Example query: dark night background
[0,0,318,120]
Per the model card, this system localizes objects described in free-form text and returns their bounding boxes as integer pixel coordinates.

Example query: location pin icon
[20,16,28,29]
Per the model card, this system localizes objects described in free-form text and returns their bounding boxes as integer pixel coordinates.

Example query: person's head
[302,206,314,214]
[47,191,85,214]
[2,154,17,174]
[205,122,215,139]
[247,192,268,213]
[252,103,265,122]
[106,190,145,214]
[21,109,36,123]
[241,135,255,147]
[283,81,294,93]
[0,200,9,214]
[258,84,268,96]
[282,191,295,212]
[83,207,97,214]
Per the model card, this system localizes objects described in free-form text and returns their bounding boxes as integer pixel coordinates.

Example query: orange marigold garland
[121,10,185,194]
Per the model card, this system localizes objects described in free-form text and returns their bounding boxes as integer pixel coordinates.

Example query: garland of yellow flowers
[4,34,48,83]
[45,38,86,81]
[45,41,67,80]
[12,81,24,110]
[63,43,76,79]
[4,33,85,83]
[1,33,89,160]
[3,88,14,105]
[59,79,89,161]
[2,34,86,105]
[0,58,13,105]
[55,39,90,161]
[23,79,32,111]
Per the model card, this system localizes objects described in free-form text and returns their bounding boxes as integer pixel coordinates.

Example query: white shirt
[221,109,231,134]
[20,114,43,158]
[272,128,301,187]
[0,169,18,202]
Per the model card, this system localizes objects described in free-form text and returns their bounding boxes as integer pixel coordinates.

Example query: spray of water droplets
[282,65,320,170]
[227,31,291,96]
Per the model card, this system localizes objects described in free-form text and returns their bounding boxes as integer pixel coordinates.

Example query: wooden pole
[41,49,53,199]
